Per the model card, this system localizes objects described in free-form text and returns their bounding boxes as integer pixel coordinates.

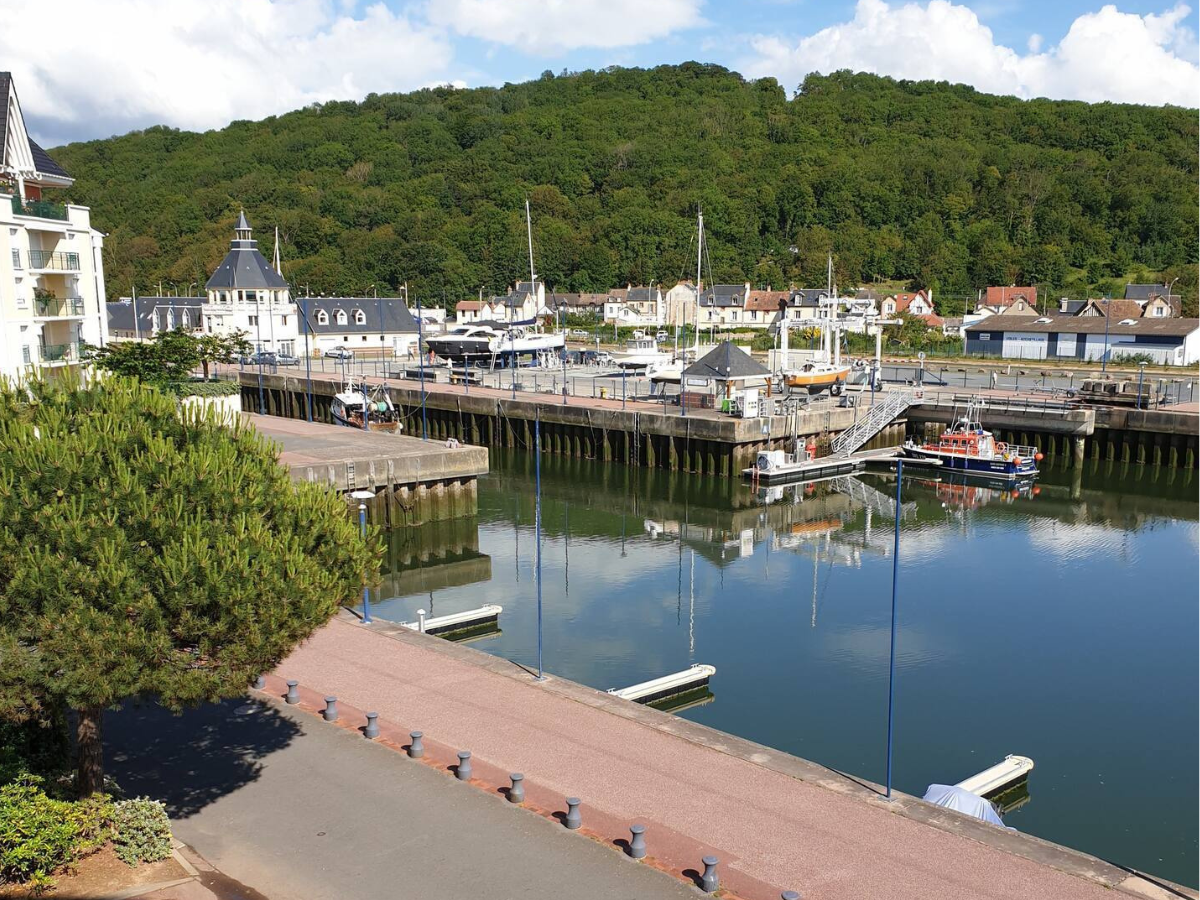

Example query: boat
[613,330,672,371]
[778,255,855,395]
[784,360,853,395]
[425,324,564,362]
[331,379,402,432]
[903,400,1041,480]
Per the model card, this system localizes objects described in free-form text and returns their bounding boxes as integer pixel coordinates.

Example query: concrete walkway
[104,697,696,900]
[270,615,1181,900]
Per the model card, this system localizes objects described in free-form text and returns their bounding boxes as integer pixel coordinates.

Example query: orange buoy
[1034,452,1044,461]
[1011,489,1020,498]
[1032,486,1041,496]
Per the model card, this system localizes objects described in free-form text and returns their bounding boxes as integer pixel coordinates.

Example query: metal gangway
[830,389,917,457]
[828,476,917,519]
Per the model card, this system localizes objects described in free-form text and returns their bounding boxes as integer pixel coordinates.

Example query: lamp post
[299,291,313,422]
[417,294,428,441]
[350,490,375,624]
[1101,297,1111,373]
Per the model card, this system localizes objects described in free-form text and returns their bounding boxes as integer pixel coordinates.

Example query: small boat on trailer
[903,400,1040,481]
[331,379,403,432]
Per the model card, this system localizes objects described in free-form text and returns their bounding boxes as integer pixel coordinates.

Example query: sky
[3,0,1197,147]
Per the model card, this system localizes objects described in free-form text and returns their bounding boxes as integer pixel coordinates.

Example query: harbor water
[367,451,1198,886]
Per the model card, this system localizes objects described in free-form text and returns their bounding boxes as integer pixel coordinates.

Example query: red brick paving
[273,618,1129,900]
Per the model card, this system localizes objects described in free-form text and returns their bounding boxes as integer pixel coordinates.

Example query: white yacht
[613,330,672,371]
[425,324,563,362]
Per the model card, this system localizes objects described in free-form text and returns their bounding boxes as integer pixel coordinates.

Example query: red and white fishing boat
[903,400,1041,481]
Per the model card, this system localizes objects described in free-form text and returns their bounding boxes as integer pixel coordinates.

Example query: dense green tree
[0,377,379,795]
[83,330,201,385]
[46,67,1197,314]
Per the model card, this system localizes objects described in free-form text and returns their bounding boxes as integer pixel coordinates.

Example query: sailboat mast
[694,209,703,354]
[526,199,536,290]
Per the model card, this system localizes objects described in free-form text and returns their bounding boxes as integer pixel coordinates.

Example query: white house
[0,72,108,378]
[299,296,420,357]
[664,282,697,327]
[455,281,547,324]
[603,285,663,325]
[202,212,300,356]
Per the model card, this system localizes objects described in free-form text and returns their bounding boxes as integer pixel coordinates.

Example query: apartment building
[0,73,107,379]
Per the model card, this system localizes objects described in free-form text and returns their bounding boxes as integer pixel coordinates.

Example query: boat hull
[784,366,852,394]
[903,445,1037,480]
[331,411,401,433]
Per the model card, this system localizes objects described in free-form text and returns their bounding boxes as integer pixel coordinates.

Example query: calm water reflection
[370,453,1199,886]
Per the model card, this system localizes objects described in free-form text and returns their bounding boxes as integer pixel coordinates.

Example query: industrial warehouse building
[964,316,1200,366]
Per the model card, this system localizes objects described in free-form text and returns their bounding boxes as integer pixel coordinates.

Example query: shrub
[166,379,240,397]
[0,775,102,891]
[112,798,172,866]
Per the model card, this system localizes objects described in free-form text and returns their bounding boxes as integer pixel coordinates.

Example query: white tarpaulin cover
[922,784,1008,828]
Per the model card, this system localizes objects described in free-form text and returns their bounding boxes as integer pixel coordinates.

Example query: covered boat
[903,400,1040,480]
[331,379,402,432]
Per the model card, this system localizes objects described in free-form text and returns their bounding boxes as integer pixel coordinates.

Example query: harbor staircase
[830,389,916,457]
[829,476,917,519]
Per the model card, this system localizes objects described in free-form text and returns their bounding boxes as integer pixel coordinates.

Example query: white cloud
[1027,32,1043,53]
[428,0,704,52]
[740,0,1199,107]
[0,0,455,145]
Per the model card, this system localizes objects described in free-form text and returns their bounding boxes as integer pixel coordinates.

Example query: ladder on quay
[830,389,917,457]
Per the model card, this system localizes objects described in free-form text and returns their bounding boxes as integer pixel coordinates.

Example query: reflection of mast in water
[689,550,696,658]
[811,547,818,628]
[514,497,520,583]
[564,501,570,598]
[620,511,627,558]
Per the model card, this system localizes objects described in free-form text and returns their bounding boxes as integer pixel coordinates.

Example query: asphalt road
[104,697,696,900]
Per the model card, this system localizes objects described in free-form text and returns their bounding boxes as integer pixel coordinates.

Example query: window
[21,346,31,364]
[152,311,160,331]
[182,310,190,327]
[1154,306,1165,317]
[248,315,258,326]
[11,249,19,269]
[354,309,366,325]
[245,290,257,302]
[167,309,175,329]
[362,335,368,341]
[282,316,288,326]
[316,310,329,325]
[335,310,348,325]
[280,341,295,355]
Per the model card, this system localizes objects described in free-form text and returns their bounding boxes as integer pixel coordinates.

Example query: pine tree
[0,376,379,796]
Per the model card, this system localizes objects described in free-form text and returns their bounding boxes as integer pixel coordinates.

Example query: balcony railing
[40,341,82,363]
[11,196,69,221]
[29,249,81,270]
[35,296,86,317]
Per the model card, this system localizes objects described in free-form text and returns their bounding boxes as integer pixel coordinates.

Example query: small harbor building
[107,295,204,342]
[0,72,108,378]
[298,296,420,357]
[964,316,1200,366]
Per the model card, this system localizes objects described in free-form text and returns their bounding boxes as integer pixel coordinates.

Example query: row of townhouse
[455,283,669,327]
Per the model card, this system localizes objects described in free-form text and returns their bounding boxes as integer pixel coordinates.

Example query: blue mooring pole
[359,502,372,624]
[885,458,902,799]
[417,297,428,441]
[535,414,544,680]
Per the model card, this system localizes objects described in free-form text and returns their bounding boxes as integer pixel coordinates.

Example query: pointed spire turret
[235,210,252,243]
[272,225,282,276]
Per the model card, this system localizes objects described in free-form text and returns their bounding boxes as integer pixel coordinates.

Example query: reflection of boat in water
[331,379,402,432]
[924,478,1040,509]
[903,401,1041,481]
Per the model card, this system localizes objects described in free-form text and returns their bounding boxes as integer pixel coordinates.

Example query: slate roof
[29,140,70,179]
[107,296,204,334]
[681,340,770,380]
[0,73,10,168]
[789,289,831,307]
[699,284,748,307]
[205,213,289,291]
[1058,299,1087,315]
[624,286,657,303]
[301,297,419,334]
[965,317,1199,337]
[1124,283,1176,301]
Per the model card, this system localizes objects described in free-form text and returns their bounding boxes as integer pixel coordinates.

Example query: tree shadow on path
[105,696,301,820]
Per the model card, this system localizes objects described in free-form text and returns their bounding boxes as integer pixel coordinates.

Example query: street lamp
[350,490,375,624]
[1136,361,1147,411]
[1101,297,1111,373]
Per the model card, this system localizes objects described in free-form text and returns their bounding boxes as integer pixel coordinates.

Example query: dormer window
[182,310,190,328]
[316,310,329,325]
[335,310,348,326]
[1034,317,1053,324]
[354,309,366,325]
[1117,318,1138,326]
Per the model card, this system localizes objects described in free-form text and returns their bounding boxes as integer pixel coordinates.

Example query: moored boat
[903,401,1040,480]
[331,379,402,432]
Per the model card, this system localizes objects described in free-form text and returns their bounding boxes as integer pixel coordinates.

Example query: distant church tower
[202,211,298,353]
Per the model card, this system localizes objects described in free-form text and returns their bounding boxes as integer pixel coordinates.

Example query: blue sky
[3,0,1197,146]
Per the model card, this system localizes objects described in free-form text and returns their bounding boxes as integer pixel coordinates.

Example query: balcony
[29,249,81,271]
[40,341,83,364]
[11,195,69,221]
[35,296,86,317]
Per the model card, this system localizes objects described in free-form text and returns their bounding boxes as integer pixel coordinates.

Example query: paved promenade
[273,614,1180,900]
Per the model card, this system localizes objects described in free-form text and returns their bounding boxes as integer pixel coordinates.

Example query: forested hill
[50,65,1198,312]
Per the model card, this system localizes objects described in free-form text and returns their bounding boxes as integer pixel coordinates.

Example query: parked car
[656,330,669,342]
[240,351,277,366]
[324,346,354,360]
[275,353,300,366]
[569,328,590,338]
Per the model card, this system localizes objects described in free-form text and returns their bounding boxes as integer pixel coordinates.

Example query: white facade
[0,74,107,379]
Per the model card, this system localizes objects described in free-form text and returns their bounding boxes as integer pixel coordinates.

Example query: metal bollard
[253,674,265,690]
[285,680,299,704]
[628,824,646,859]
[700,856,719,893]
[564,797,582,830]
[322,697,338,722]
[456,750,472,780]
[781,892,801,900]
[364,712,380,739]
[417,609,427,633]
[409,731,424,758]
[508,773,525,804]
